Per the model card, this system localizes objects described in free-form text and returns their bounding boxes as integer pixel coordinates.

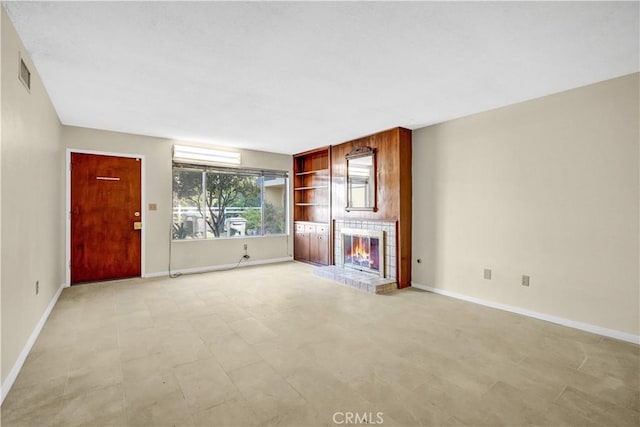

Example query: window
[172,164,288,240]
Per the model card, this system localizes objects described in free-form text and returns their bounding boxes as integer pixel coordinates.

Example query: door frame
[65,148,147,285]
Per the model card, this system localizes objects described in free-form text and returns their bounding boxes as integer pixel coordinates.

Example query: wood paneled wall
[332,127,412,288]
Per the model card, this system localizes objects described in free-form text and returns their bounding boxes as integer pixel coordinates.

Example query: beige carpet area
[1,261,638,426]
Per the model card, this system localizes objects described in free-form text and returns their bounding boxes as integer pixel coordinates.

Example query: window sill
[172,233,289,243]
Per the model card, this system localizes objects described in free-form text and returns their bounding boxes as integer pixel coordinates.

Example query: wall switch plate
[243,244,248,250]
[522,275,530,287]
[148,203,157,211]
[35,280,39,295]
[484,269,492,280]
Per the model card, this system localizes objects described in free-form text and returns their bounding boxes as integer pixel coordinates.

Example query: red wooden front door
[71,153,142,284]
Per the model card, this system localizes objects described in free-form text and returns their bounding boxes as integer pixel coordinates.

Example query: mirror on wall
[345,146,376,212]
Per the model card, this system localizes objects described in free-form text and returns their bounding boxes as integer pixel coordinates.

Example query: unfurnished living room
[1,1,638,426]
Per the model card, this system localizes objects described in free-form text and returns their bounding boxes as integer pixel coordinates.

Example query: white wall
[1,8,64,384]
[412,73,639,337]
[61,126,293,276]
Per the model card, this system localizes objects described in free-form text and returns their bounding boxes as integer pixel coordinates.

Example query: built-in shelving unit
[293,147,331,265]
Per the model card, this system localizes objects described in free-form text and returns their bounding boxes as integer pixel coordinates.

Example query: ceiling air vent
[19,54,31,92]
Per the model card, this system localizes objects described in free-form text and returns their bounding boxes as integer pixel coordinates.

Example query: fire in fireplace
[341,228,385,277]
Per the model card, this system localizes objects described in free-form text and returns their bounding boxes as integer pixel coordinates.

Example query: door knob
[134,212,140,217]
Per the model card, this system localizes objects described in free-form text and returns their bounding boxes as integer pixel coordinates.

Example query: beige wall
[1,9,64,384]
[61,126,293,275]
[412,73,639,336]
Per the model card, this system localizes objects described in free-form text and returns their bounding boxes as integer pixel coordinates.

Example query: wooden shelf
[294,186,329,191]
[295,169,329,176]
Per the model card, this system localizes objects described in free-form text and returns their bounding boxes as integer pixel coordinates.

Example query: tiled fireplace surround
[314,219,397,294]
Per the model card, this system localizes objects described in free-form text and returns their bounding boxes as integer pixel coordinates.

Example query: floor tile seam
[550,386,637,425]
[224,359,269,382]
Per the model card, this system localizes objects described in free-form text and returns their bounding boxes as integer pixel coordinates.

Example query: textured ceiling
[3,1,639,154]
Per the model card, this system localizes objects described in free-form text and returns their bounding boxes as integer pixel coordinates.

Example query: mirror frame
[345,146,377,212]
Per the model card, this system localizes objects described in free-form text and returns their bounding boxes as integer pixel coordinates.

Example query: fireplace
[313,220,396,294]
[341,228,385,278]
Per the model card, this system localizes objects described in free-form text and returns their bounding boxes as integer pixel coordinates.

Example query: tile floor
[1,261,638,426]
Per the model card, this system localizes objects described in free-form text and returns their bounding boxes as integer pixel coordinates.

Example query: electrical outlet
[484,269,492,280]
[35,280,39,295]
[522,275,530,287]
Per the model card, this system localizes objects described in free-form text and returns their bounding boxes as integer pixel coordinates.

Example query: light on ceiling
[173,144,241,165]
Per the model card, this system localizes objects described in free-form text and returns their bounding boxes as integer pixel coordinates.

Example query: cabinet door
[316,232,330,265]
[294,231,309,261]
[309,227,329,265]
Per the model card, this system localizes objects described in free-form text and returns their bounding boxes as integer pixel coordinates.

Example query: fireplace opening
[341,228,385,277]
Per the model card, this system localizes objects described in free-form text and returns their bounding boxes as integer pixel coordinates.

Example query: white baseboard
[144,257,294,278]
[411,282,640,345]
[1,282,68,404]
